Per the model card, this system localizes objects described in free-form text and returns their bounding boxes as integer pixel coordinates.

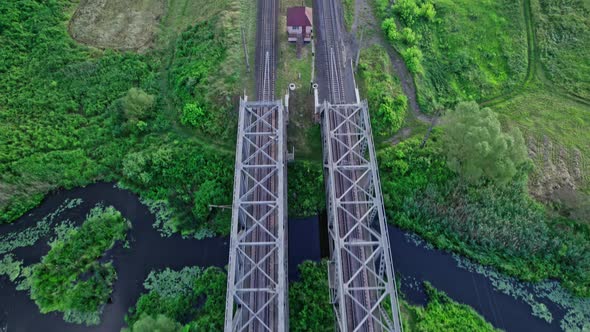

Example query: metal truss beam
[225,98,287,332]
[320,101,403,332]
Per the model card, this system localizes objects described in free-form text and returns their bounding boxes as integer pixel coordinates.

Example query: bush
[288,161,326,217]
[402,46,424,74]
[359,45,408,138]
[121,141,233,237]
[393,0,420,26]
[412,283,498,331]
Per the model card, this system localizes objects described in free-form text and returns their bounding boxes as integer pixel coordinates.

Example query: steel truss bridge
[314,0,403,330]
[225,0,401,330]
[317,100,403,332]
[225,0,288,331]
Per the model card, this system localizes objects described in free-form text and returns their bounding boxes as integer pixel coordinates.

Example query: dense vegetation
[0,0,239,237]
[404,283,498,331]
[125,266,226,331]
[120,140,233,237]
[379,128,590,297]
[534,0,590,100]
[170,20,237,138]
[28,206,129,325]
[289,261,335,331]
[358,45,408,139]
[288,161,325,217]
[376,0,528,112]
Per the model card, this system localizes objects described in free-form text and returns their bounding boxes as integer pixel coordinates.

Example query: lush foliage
[126,266,226,331]
[28,206,129,324]
[0,254,23,282]
[406,283,499,331]
[0,0,158,223]
[170,20,236,138]
[289,261,335,332]
[377,0,528,112]
[534,0,590,99]
[379,136,590,297]
[0,0,237,238]
[121,140,233,237]
[358,45,407,138]
[441,102,530,185]
[288,161,325,217]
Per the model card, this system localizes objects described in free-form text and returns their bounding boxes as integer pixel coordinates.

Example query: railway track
[315,0,402,330]
[225,0,286,331]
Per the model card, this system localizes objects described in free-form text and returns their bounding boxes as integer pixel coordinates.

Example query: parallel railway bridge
[225,0,402,331]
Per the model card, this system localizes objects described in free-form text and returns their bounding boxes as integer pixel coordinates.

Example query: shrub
[402,46,424,74]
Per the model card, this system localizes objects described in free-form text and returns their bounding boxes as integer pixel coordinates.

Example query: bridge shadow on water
[0,183,564,331]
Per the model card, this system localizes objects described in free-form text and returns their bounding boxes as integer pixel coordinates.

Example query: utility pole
[241,27,250,73]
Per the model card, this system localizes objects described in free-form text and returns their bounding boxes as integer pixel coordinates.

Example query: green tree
[123,314,182,332]
[122,88,155,122]
[382,18,400,42]
[180,103,205,128]
[401,27,417,45]
[441,101,529,185]
[419,3,436,22]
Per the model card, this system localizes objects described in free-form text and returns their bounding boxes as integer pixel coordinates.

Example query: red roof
[287,7,313,27]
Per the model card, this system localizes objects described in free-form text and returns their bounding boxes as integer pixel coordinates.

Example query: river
[0,183,583,331]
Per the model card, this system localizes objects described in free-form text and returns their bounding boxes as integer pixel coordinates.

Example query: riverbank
[2,183,587,331]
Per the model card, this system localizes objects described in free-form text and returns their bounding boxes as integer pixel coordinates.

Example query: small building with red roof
[287,6,313,42]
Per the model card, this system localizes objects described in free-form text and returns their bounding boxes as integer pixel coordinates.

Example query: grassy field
[532,0,590,101]
[379,0,528,112]
[494,83,590,192]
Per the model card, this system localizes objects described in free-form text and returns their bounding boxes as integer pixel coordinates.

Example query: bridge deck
[225,0,288,331]
[314,0,403,330]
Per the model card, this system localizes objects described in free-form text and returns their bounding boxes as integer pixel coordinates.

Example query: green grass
[357,45,408,141]
[532,0,590,100]
[343,0,355,31]
[493,83,590,190]
[404,283,499,332]
[379,135,590,297]
[378,0,528,112]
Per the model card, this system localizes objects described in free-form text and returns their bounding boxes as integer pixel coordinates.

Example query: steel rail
[315,0,403,330]
[225,0,287,331]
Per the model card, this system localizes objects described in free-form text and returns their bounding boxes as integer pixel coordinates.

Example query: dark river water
[0,183,573,331]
